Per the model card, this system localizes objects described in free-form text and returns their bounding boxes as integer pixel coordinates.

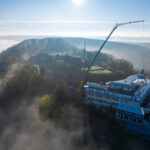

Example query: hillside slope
[0,38,79,76]
[0,37,149,150]
[64,37,150,70]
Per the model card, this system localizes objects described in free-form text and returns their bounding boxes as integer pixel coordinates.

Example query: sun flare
[72,0,85,6]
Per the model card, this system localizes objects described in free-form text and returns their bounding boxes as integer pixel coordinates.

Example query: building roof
[117,104,145,116]
[86,82,106,90]
[85,74,150,104]
[107,74,146,89]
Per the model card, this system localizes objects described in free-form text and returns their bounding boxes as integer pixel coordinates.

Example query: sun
[72,0,85,6]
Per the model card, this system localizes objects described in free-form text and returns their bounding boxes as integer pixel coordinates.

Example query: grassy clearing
[89,70,112,74]
[82,65,112,74]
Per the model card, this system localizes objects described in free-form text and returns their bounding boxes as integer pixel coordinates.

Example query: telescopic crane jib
[85,20,144,81]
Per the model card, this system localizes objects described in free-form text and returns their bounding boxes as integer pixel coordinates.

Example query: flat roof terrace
[107,74,147,90]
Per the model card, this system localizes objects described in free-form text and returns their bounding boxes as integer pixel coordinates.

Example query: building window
[121,115,123,119]
[133,118,136,122]
[138,119,143,124]
[127,116,129,120]
[124,115,127,120]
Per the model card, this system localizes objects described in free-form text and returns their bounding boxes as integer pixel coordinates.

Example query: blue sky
[0,0,149,38]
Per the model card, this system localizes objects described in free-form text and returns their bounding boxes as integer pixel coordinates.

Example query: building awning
[117,104,145,116]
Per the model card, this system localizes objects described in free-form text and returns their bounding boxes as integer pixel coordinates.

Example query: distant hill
[28,51,83,67]
[138,43,150,49]
[63,37,150,70]
[0,37,136,83]
[21,38,78,53]
[1,36,150,70]
[0,38,79,76]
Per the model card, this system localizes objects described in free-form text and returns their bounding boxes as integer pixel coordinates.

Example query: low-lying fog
[0,39,21,53]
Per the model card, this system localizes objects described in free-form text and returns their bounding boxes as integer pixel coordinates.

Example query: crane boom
[85,20,144,81]
[117,20,144,26]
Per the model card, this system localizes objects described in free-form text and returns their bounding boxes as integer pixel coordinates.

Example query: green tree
[40,94,52,115]
[51,106,65,119]
[76,80,84,93]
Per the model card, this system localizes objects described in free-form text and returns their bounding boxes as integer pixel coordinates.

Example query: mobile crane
[84,20,144,82]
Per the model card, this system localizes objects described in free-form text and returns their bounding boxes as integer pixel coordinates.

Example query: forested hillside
[0,38,149,150]
[64,37,150,70]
